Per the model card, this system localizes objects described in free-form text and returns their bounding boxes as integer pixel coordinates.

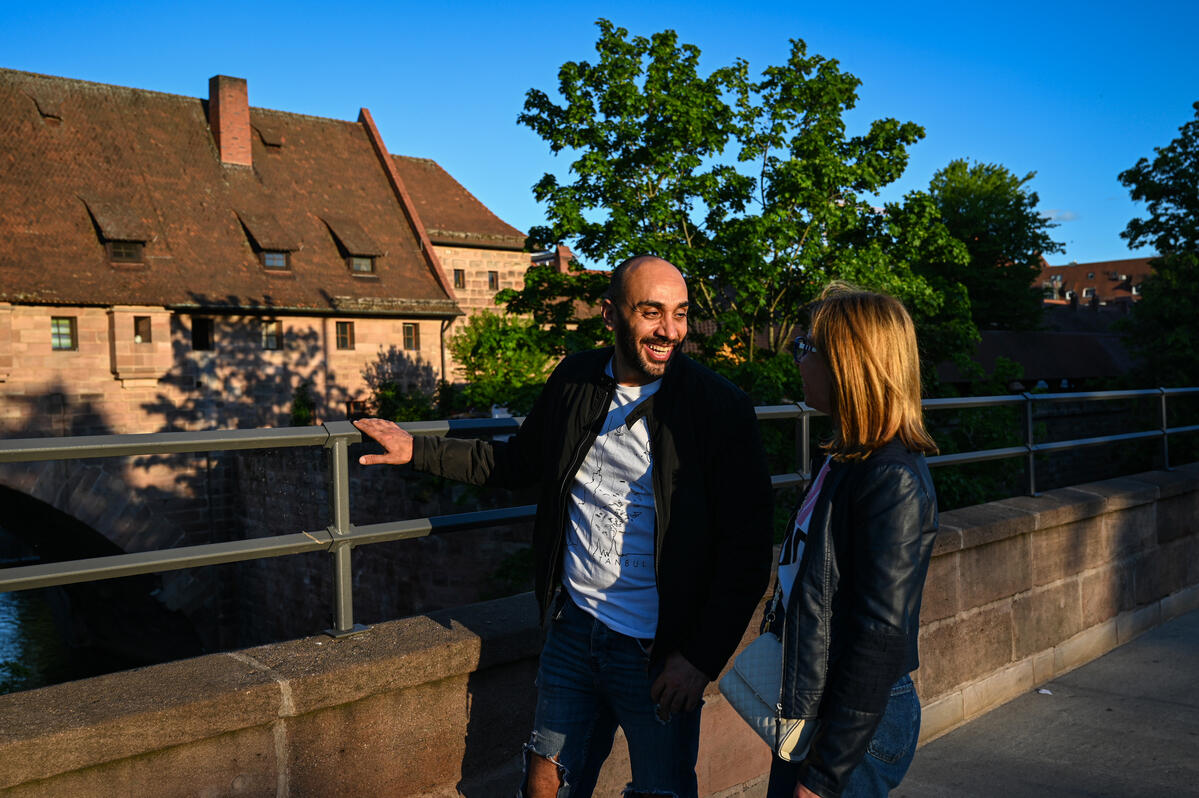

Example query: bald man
[355,256,773,798]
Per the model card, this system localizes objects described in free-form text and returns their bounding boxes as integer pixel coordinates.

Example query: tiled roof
[391,155,526,250]
[1036,257,1155,304]
[0,68,460,316]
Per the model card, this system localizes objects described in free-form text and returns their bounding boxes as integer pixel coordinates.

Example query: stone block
[1103,503,1158,560]
[1133,548,1168,606]
[1080,563,1135,628]
[917,692,964,746]
[961,658,1035,719]
[1126,468,1199,500]
[916,605,1013,699]
[1012,581,1084,659]
[1029,515,1107,587]
[1072,476,1159,512]
[1117,603,1161,645]
[1032,649,1055,685]
[1159,537,1192,596]
[996,486,1107,529]
[1162,584,1199,621]
[920,551,960,623]
[959,535,1031,608]
[0,725,278,798]
[1155,490,1199,543]
[0,653,281,787]
[1054,619,1118,674]
[932,524,963,557]
[943,502,1036,550]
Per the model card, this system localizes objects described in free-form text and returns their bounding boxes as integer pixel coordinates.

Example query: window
[402,323,420,351]
[261,251,289,270]
[348,256,375,274]
[345,399,368,418]
[261,319,283,350]
[1087,272,1095,279]
[453,269,466,289]
[51,316,77,351]
[488,270,499,291]
[133,316,152,343]
[192,317,214,351]
[336,321,355,350]
[1081,287,1096,298]
[108,241,144,263]
[1132,284,1142,295]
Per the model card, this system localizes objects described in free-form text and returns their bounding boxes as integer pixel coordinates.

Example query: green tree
[515,19,977,389]
[1118,102,1199,387]
[447,311,554,414]
[928,159,1063,330]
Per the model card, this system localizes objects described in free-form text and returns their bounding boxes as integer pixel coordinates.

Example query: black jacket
[777,441,938,798]
[411,347,774,680]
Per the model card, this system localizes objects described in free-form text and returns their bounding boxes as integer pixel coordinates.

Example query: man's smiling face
[603,258,689,386]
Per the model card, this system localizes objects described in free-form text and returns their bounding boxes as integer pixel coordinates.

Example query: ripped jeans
[520,596,701,798]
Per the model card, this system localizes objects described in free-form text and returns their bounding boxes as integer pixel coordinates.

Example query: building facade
[0,69,530,436]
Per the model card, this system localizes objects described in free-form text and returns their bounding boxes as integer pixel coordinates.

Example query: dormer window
[82,196,153,268]
[235,210,299,272]
[108,240,144,263]
[261,251,290,270]
[323,216,382,277]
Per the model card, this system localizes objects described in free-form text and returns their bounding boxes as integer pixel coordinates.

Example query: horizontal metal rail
[1,387,1196,637]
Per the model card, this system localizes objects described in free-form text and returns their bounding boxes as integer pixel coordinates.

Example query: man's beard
[614,315,683,381]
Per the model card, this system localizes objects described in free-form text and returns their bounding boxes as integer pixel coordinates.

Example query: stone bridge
[1,464,1196,796]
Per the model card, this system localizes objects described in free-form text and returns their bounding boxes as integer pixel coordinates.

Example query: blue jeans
[519,597,701,797]
[765,674,920,798]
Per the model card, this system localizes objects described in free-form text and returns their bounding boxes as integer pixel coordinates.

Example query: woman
[766,284,939,798]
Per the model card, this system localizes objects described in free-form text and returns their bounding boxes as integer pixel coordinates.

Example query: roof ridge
[1,67,364,128]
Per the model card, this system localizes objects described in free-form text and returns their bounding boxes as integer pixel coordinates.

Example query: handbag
[717,594,816,761]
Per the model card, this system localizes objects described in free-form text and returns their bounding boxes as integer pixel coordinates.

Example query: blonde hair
[809,282,938,461]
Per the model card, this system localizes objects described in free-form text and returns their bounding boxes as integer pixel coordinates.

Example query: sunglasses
[791,334,817,364]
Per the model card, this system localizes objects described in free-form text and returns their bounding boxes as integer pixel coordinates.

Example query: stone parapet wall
[1,465,1197,796]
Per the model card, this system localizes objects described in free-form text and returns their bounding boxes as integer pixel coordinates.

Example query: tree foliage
[447,311,554,414]
[928,159,1063,330]
[1118,102,1199,387]
[515,19,978,384]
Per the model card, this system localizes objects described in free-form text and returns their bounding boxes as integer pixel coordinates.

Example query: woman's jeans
[765,674,921,798]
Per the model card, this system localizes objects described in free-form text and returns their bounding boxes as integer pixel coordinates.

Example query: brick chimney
[208,75,251,166]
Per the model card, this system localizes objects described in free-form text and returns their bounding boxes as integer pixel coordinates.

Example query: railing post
[1160,387,1171,471]
[1024,392,1038,496]
[324,421,367,638]
[797,403,811,483]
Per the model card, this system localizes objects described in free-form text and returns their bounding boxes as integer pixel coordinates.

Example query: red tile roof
[0,68,461,317]
[1036,257,1154,305]
[391,155,526,250]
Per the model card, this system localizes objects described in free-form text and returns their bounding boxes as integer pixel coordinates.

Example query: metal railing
[1,387,1196,636]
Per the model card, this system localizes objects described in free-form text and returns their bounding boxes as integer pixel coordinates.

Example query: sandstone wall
[1,464,1197,796]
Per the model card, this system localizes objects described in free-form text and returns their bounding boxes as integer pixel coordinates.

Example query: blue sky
[3,0,1195,266]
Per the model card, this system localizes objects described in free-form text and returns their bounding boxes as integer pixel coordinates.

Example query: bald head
[606,255,686,305]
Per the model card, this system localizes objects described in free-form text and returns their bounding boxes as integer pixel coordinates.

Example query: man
[354,256,773,798]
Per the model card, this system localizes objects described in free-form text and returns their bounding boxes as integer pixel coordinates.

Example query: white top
[563,364,662,638]
[778,458,832,609]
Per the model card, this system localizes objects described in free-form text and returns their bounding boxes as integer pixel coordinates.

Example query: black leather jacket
[776,440,938,798]
[411,347,774,680]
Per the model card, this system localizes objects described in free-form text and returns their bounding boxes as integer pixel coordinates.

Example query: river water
[0,525,89,695]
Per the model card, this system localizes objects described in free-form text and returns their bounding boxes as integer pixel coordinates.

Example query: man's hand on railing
[353,418,414,466]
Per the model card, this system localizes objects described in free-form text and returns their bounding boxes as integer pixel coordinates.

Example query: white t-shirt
[563,366,661,638]
[778,458,832,609]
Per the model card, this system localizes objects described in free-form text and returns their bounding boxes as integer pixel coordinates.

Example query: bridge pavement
[897,606,1199,797]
